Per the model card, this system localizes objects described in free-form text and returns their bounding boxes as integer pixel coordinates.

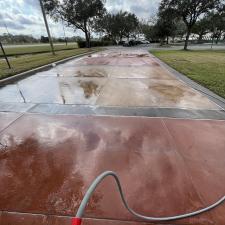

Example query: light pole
[0,41,11,69]
[39,0,55,55]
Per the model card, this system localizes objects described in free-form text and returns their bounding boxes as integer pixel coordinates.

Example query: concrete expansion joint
[0,210,176,225]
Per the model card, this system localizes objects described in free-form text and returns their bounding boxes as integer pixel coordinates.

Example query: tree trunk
[216,37,219,44]
[216,33,221,44]
[198,33,203,43]
[211,34,214,49]
[166,36,169,44]
[84,29,90,48]
[85,32,91,48]
[184,29,191,50]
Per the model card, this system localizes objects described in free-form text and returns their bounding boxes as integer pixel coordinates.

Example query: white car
[141,40,150,44]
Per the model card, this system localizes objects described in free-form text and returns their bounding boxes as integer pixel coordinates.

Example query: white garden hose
[71,171,225,225]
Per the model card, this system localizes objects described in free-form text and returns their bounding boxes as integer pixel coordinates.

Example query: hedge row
[77,40,115,48]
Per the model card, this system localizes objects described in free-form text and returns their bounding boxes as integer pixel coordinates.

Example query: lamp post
[39,0,55,55]
[0,41,11,69]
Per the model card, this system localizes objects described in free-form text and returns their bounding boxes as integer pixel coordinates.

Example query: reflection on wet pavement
[0,48,219,110]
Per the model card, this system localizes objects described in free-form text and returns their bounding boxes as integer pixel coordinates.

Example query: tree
[160,0,220,50]
[122,12,139,40]
[156,7,179,44]
[172,20,186,41]
[43,0,106,48]
[209,5,225,44]
[140,22,155,42]
[192,16,211,43]
[96,11,139,42]
[139,17,160,42]
[95,13,119,41]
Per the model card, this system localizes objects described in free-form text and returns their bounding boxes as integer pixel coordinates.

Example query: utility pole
[0,41,11,69]
[62,20,68,46]
[39,0,55,55]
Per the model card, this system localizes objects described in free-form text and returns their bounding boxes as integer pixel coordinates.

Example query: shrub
[77,40,114,48]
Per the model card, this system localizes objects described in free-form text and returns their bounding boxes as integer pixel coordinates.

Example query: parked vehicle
[123,40,130,46]
[141,40,150,44]
[122,39,150,47]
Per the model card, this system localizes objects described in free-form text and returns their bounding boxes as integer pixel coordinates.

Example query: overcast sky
[0,0,160,38]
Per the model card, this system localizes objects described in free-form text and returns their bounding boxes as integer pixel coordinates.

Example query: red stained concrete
[164,119,225,224]
[0,212,48,225]
[0,114,225,225]
[0,212,157,225]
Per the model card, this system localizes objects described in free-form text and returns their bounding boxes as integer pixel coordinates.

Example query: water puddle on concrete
[150,84,184,102]
[79,80,99,98]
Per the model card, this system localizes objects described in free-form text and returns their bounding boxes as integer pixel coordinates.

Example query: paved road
[149,43,225,50]
[3,43,75,48]
[0,47,225,225]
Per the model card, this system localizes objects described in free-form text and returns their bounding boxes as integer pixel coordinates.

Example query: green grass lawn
[151,50,225,99]
[0,43,78,56]
[0,48,94,80]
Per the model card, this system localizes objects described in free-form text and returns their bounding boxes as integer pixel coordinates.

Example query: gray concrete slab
[0,84,24,103]
[152,54,225,110]
[0,47,222,116]
[29,104,95,115]
[0,102,35,113]
[28,104,225,120]
[97,78,218,109]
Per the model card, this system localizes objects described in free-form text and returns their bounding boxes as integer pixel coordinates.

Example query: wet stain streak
[76,69,106,78]
[79,81,99,98]
[152,62,160,66]
[85,132,100,151]
[151,84,184,102]
[0,137,103,215]
[137,54,149,57]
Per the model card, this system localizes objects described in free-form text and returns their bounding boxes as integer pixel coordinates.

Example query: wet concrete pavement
[0,115,225,225]
[0,48,220,110]
[0,47,225,225]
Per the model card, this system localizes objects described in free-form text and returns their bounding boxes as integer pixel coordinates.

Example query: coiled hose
[72,171,225,225]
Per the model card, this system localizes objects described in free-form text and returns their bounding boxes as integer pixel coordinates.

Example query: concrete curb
[150,52,225,110]
[0,50,97,86]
